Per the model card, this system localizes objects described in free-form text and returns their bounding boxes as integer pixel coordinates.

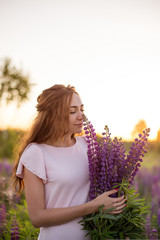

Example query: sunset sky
[0,0,160,140]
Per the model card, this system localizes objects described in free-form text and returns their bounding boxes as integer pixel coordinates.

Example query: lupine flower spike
[83,114,150,199]
[10,215,19,240]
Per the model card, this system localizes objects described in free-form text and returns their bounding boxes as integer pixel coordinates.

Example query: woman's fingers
[110,202,127,214]
[110,207,125,214]
[104,195,127,214]
[97,190,127,214]
[115,194,125,202]
[111,209,124,214]
[106,188,119,196]
[116,202,126,211]
[113,197,127,208]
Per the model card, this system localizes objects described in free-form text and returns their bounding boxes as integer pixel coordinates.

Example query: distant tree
[156,129,160,142]
[131,119,147,139]
[0,129,25,159]
[0,58,33,107]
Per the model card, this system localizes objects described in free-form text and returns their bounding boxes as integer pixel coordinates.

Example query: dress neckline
[41,137,77,149]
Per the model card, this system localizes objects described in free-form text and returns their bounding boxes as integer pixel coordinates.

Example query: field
[0,129,160,239]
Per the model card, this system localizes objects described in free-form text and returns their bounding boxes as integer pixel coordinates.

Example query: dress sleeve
[16,143,47,184]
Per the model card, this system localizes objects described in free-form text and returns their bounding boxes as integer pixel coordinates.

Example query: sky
[0,0,160,140]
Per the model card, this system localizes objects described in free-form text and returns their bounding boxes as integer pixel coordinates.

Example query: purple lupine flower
[0,158,12,176]
[84,121,115,198]
[157,208,160,226]
[83,114,150,200]
[145,214,151,238]
[12,194,21,206]
[152,174,160,212]
[149,227,158,240]
[10,216,19,240]
[157,184,160,210]
[134,180,139,193]
[112,137,126,184]
[128,162,141,184]
[99,125,113,192]
[4,161,12,176]
[83,114,100,200]
[136,168,152,199]
[124,128,150,184]
[97,126,126,197]
[150,175,160,216]
[0,203,7,235]
[151,199,156,216]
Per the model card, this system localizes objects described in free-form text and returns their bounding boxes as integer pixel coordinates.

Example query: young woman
[13,84,126,240]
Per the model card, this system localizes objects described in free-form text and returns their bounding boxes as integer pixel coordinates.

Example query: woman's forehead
[70,93,83,106]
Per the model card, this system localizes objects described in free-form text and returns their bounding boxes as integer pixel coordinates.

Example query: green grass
[141,150,160,169]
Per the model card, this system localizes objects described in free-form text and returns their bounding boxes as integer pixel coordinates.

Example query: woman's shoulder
[21,142,43,158]
[76,135,88,147]
[17,142,47,183]
[76,135,86,141]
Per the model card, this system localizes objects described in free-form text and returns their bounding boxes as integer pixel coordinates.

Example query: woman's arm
[24,168,126,228]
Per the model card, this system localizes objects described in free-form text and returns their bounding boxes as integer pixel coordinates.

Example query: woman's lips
[74,123,83,127]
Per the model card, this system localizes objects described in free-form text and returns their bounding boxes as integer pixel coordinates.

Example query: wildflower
[10,215,19,240]
[158,208,160,226]
[0,203,7,236]
[149,227,158,240]
[124,128,150,183]
[145,214,151,237]
[83,114,150,199]
[83,114,100,199]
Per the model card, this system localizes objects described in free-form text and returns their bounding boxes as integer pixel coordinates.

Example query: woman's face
[68,93,84,134]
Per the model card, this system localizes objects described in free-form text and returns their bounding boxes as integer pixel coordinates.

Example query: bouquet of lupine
[79,115,151,240]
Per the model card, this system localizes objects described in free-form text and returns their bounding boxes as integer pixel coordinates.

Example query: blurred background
[0,0,160,239]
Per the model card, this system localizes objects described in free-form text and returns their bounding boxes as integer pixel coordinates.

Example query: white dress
[16,136,90,240]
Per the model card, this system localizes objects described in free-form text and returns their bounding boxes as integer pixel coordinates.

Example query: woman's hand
[87,188,127,215]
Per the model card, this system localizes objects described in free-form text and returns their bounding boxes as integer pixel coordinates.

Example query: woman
[13,84,126,240]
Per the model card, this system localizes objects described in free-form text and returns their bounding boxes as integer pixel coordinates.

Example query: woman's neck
[44,135,76,147]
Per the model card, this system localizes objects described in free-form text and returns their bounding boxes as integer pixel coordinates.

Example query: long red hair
[13,84,78,193]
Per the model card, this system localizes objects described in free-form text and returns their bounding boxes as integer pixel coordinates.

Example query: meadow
[0,129,160,239]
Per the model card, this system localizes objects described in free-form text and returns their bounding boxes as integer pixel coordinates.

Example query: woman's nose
[77,110,83,119]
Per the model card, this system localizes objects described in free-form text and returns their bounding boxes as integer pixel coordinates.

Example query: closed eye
[70,104,84,114]
[70,109,84,114]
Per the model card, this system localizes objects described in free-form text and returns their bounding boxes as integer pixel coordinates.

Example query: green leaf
[93,214,100,227]
[91,229,99,234]
[128,193,139,201]
[126,232,145,239]
[84,214,98,222]
[106,230,118,234]
[102,214,118,220]
[92,234,98,240]
[123,224,134,233]
[140,206,150,214]
[104,221,115,231]
[102,232,114,239]
[104,207,115,214]
[98,204,105,215]
[119,231,124,239]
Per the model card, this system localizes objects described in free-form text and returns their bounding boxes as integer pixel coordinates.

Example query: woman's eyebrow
[70,104,84,108]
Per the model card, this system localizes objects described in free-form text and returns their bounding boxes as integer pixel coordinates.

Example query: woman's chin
[75,128,83,134]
